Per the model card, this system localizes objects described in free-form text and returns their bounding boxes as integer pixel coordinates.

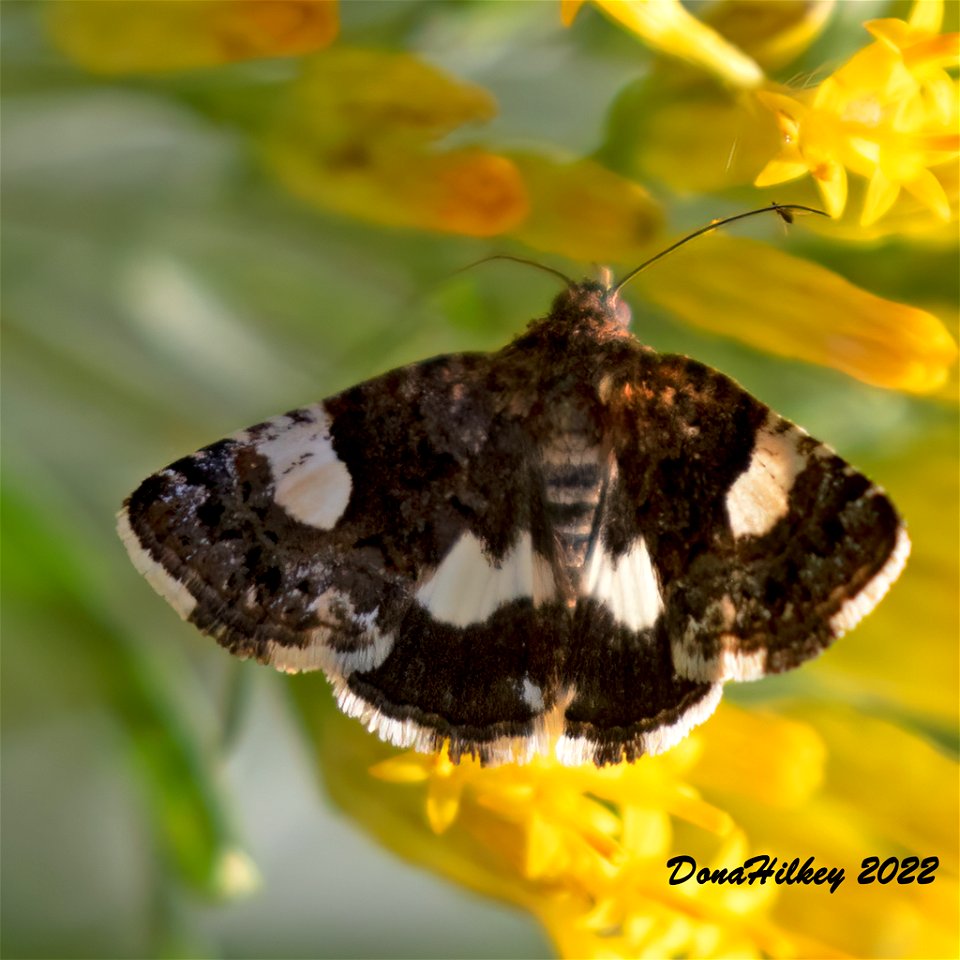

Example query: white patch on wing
[265,639,329,674]
[719,642,767,682]
[267,630,394,676]
[829,522,910,635]
[265,595,393,675]
[672,596,769,682]
[253,405,351,530]
[416,530,553,627]
[726,415,813,539]
[117,507,197,619]
[672,638,768,682]
[582,536,663,631]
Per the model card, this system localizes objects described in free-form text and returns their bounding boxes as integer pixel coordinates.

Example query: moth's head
[550,274,632,332]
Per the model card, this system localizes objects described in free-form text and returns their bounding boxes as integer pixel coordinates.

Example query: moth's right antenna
[611,203,827,298]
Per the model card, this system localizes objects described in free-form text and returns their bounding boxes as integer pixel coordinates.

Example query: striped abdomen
[541,431,606,595]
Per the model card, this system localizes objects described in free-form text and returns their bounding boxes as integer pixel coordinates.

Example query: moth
[119,209,909,766]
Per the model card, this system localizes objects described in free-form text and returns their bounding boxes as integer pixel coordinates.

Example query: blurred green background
[2,2,956,958]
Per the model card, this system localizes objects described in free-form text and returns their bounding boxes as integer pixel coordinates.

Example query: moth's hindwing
[121,282,908,766]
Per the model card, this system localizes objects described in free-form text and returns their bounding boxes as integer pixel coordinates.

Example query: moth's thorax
[502,280,639,403]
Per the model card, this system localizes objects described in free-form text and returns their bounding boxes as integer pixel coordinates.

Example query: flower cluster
[756,3,959,225]
[300,673,958,959]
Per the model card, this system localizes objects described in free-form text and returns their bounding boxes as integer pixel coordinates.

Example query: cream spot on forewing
[416,530,553,627]
[829,522,910,635]
[267,628,394,676]
[264,593,393,675]
[582,536,663,631]
[715,642,767,681]
[117,507,197,619]
[672,629,768,682]
[254,405,351,530]
[265,639,329,674]
[671,596,769,682]
[726,414,813,539]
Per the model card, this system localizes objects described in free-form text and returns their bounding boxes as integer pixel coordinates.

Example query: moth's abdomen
[540,430,605,592]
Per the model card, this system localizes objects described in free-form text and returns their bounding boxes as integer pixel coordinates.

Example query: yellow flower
[562,0,765,89]
[47,0,338,73]
[294,673,958,959]
[755,0,959,225]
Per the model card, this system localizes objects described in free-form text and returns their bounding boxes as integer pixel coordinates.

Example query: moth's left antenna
[450,254,573,287]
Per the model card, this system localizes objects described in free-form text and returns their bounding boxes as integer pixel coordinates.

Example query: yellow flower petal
[368,755,432,784]
[813,159,848,217]
[699,0,836,73]
[293,652,958,960]
[559,0,587,28]
[426,778,463,835]
[925,71,959,125]
[905,31,960,71]
[861,168,902,225]
[902,165,953,220]
[47,0,337,73]
[690,705,825,808]
[908,0,944,34]
[263,49,528,237]
[572,0,765,89]
[274,47,498,139]
[634,235,958,391]
[753,157,810,187]
[800,161,957,239]
[429,151,531,237]
[526,814,568,878]
[867,17,960,72]
[506,153,662,262]
[621,807,672,857]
